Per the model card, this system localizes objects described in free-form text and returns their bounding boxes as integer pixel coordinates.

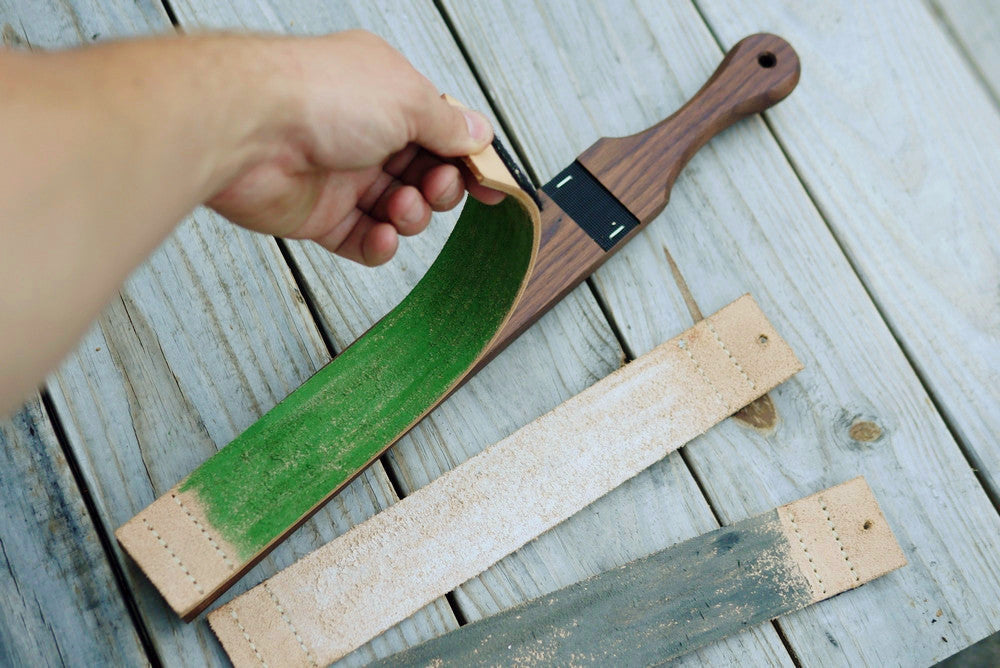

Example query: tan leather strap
[209,295,802,667]
[777,476,906,600]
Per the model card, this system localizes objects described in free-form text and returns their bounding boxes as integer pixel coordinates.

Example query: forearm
[0,36,292,413]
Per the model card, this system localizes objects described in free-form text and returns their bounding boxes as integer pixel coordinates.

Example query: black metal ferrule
[490,137,542,208]
[541,161,640,251]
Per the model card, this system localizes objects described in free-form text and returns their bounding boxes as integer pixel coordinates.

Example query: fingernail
[439,178,463,206]
[463,110,491,143]
[404,200,426,226]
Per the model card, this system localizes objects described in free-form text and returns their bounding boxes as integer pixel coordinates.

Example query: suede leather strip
[116,143,542,620]
[371,478,905,667]
[208,295,804,667]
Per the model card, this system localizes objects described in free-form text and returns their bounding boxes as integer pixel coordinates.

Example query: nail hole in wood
[863,520,873,530]
[758,52,777,68]
[758,334,768,344]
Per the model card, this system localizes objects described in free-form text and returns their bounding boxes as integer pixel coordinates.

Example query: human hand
[208,30,505,266]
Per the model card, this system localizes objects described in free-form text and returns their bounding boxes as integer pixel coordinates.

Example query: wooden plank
[698,0,1000,499]
[931,0,1000,101]
[209,296,802,667]
[441,0,1000,663]
[377,478,906,667]
[0,397,147,666]
[5,2,454,665]
[166,2,795,665]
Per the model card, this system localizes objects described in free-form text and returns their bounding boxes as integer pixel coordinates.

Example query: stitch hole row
[230,609,267,666]
[142,518,204,595]
[264,583,317,667]
[788,512,825,594]
[677,338,729,409]
[705,321,756,390]
[821,502,860,582]
[171,493,235,570]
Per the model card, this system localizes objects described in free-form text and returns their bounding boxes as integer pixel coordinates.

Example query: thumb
[409,94,494,157]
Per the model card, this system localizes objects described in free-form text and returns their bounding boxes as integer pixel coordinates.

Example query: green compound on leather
[180,196,535,559]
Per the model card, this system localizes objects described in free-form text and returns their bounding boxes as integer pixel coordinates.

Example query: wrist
[200,35,304,196]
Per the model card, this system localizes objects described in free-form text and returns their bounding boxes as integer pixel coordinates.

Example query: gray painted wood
[932,0,1000,103]
[3,2,454,666]
[376,510,809,667]
[0,397,147,666]
[0,0,167,46]
[166,2,794,665]
[442,0,1000,664]
[697,0,1000,500]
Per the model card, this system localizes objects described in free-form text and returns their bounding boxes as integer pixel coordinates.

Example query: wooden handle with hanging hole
[476,34,800,365]
[578,33,800,223]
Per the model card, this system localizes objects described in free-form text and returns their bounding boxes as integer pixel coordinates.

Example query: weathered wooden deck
[1,1,998,666]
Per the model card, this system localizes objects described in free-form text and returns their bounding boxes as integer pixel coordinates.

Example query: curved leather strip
[372,478,905,667]
[208,295,804,667]
[116,142,541,620]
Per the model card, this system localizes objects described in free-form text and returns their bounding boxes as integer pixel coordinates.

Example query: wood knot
[733,394,778,432]
[848,420,882,442]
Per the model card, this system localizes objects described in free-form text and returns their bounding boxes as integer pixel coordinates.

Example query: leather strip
[372,477,906,667]
[115,141,542,620]
[208,295,804,667]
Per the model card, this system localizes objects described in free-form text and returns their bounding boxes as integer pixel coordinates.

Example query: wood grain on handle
[480,35,799,364]
[578,33,800,223]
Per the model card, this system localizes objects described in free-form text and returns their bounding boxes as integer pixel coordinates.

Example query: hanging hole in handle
[758,52,777,68]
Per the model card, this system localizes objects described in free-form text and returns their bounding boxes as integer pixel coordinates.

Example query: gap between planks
[39,390,160,664]
[926,1,1000,114]
[157,0,182,29]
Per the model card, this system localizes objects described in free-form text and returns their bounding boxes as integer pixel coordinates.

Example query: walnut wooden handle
[578,33,800,223]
